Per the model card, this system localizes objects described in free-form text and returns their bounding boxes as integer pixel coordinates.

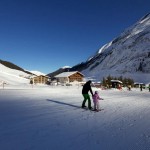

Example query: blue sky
[0,0,150,74]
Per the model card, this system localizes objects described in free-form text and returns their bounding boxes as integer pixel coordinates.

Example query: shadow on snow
[46,99,81,109]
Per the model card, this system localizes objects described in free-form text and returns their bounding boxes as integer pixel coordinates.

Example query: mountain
[47,66,71,79]
[30,71,46,76]
[0,59,36,85]
[0,63,29,85]
[0,59,33,75]
[69,13,150,83]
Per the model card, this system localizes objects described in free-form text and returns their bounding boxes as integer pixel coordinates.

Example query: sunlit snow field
[0,85,150,150]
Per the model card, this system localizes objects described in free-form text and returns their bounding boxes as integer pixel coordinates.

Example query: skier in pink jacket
[92,91,103,111]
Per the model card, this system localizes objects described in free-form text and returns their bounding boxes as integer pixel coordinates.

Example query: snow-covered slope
[30,71,46,76]
[61,66,71,69]
[0,63,30,85]
[47,66,72,79]
[80,13,150,83]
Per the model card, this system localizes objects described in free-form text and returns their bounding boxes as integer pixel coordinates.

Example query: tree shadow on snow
[46,99,81,109]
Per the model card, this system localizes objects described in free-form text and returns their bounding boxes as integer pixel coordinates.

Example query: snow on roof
[55,71,84,78]
[111,80,123,84]
[134,82,144,85]
[32,75,49,78]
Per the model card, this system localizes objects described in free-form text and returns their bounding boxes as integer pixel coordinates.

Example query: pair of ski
[82,107,104,112]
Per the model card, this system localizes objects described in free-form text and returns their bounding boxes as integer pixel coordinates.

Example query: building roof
[111,80,123,84]
[55,71,84,78]
[32,75,50,78]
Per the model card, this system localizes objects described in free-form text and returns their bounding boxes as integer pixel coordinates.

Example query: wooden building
[111,80,123,89]
[31,75,50,84]
[55,71,84,84]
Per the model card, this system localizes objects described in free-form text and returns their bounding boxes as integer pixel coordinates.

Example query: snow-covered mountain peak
[30,71,46,76]
[76,13,150,83]
[61,66,71,69]
[97,42,113,54]
[122,13,150,38]
[139,13,150,24]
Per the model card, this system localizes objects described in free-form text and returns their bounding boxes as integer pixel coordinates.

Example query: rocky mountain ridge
[70,13,150,83]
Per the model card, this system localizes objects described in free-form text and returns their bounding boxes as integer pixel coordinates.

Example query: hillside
[70,13,150,83]
[0,60,34,85]
[0,62,31,85]
[47,66,71,79]
[0,59,33,75]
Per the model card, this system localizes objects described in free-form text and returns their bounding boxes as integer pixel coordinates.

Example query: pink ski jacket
[92,93,101,103]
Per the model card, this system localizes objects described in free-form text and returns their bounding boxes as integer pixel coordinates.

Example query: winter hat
[95,91,98,94]
[87,80,92,84]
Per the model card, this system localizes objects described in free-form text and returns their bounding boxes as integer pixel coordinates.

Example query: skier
[81,80,94,110]
[92,91,103,111]
[140,84,143,91]
[128,85,131,91]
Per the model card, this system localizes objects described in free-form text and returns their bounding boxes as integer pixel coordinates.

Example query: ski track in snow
[0,86,150,150]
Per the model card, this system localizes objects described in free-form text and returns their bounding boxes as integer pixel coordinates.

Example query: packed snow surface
[0,85,150,150]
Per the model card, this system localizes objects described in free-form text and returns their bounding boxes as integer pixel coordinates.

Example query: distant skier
[149,84,150,92]
[92,91,103,111]
[140,84,143,91]
[128,85,131,91]
[81,80,93,110]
